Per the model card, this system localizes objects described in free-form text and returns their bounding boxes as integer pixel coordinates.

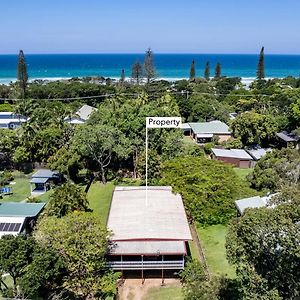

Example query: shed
[211,148,253,168]
[30,169,60,193]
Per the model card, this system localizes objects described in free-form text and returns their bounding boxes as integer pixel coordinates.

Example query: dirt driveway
[118,278,181,300]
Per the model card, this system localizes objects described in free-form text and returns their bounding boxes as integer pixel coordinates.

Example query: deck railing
[107,260,184,270]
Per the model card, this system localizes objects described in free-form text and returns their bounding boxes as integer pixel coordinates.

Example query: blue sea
[0,54,300,84]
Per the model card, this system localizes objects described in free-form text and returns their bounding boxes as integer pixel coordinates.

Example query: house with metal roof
[276,131,299,149]
[211,148,253,168]
[188,120,231,143]
[65,104,98,124]
[246,148,272,165]
[0,202,45,237]
[30,169,61,194]
[107,186,192,280]
[0,112,27,129]
[235,194,275,215]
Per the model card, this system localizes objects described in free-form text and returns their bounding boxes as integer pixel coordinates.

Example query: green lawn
[87,181,115,224]
[143,286,183,300]
[197,224,235,278]
[233,168,252,181]
[35,189,54,203]
[1,171,31,202]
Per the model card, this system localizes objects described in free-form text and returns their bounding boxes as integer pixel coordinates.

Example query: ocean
[0,54,299,84]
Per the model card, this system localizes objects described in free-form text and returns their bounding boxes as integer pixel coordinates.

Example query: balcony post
[161,255,165,286]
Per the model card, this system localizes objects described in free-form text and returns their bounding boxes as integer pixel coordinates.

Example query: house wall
[213,156,251,168]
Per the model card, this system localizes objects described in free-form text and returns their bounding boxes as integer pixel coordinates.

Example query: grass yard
[87,181,115,224]
[142,286,183,300]
[233,167,252,181]
[197,224,235,278]
[1,171,31,202]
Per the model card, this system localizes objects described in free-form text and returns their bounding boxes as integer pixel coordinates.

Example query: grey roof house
[276,131,299,149]
[211,148,253,168]
[188,120,232,143]
[65,104,98,124]
[30,169,60,194]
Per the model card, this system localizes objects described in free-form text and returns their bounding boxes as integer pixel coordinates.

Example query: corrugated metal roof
[235,196,268,214]
[276,132,299,142]
[189,120,230,135]
[32,169,58,178]
[0,203,45,217]
[181,123,191,130]
[110,240,186,255]
[107,186,192,241]
[30,177,49,184]
[247,148,271,160]
[212,148,253,160]
[76,105,97,121]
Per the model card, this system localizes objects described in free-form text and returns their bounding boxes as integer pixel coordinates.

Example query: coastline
[0,76,266,86]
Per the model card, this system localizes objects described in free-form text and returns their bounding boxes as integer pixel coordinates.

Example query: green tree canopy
[46,182,89,217]
[230,111,278,147]
[226,187,300,299]
[35,212,119,299]
[161,156,254,224]
[257,46,265,80]
[248,148,300,191]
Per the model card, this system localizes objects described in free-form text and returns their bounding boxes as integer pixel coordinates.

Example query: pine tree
[214,62,221,79]
[120,69,125,83]
[131,61,143,84]
[189,60,196,80]
[144,48,156,83]
[204,61,210,80]
[257,46,265,80]
[17,50,28,98]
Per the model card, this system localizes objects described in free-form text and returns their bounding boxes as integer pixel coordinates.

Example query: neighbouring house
[30,169,61,194]
[246,148,272,166]
[181,123,192,136]
[235,194,275,215]
[0,112,27,129]
[189,120,231,143]
[65,104,98,124]
[107,186,192,280]
[0,202,45,237]
[211,148,253,168]
[276,131,299,149]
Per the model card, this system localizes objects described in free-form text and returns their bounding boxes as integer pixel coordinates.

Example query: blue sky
[1,0,300,54]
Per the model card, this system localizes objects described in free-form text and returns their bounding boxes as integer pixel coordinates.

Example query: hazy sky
[1,0,300,54]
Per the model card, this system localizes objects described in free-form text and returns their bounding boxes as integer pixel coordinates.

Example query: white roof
[235,195,275,214]
[0,118,26,124]
[0,216,25,238]
[110,241,186,255]
[0,112,14,116]
[212,148,253,160]
[181,123,191,130]
[76,105,97,121]
[107,186,192,241]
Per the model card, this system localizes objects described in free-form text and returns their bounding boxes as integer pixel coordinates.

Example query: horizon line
[1,52,300,56]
